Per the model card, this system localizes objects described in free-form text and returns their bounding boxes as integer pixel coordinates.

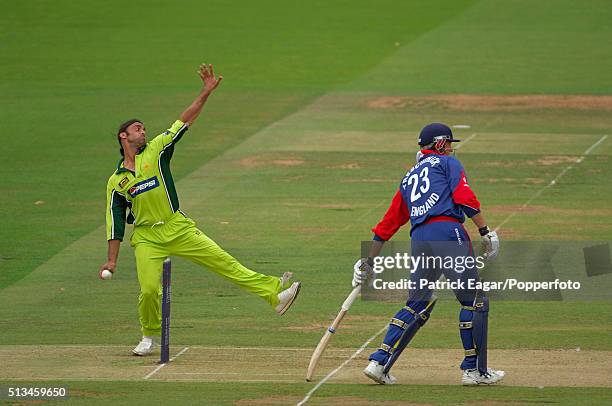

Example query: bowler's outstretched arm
[180,63,223,126]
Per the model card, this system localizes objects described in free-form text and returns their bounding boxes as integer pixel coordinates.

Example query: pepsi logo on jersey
[128,176,159,197]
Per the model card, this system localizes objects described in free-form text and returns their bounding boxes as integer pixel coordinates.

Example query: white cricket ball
[101,269,113,280]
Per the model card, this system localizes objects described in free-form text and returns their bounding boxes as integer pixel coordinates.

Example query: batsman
[354,123,504,385]
[99,64,301,356]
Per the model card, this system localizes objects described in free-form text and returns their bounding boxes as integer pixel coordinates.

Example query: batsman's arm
[368,240,385,259]
[369,189,410,258]
[448,160,499,258]
[448,158,481,218]
[470,212,487,229]
[180,63,223,126]
[471,211,495,239]
[352,189,409,286]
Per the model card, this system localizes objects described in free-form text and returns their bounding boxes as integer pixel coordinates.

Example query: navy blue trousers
[369,221,479,370]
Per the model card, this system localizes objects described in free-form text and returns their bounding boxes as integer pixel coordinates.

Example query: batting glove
[352,258,374,288]
[479,227,500,261]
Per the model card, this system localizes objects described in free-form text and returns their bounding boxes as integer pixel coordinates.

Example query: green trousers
[130,211,281,336]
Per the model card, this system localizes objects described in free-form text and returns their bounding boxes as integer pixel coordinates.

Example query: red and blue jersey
[372,151,480,240]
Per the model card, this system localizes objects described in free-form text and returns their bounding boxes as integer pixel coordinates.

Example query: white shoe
[363,360,396,385]
[461,368,505,385]
[275,281,301,315]
[280,272,293,290]
[132,336,154,356]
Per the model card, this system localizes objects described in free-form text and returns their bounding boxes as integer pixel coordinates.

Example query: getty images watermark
[372,252,487,274]
[372,275,582,293]
[369,253,580,292]
[360,241,612,301]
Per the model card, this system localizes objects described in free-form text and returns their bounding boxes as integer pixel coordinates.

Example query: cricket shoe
[461,368,505,385]
[132,336,155,356]
[280,272,293,290]
[363,360,396,385]
[275,280,301,315]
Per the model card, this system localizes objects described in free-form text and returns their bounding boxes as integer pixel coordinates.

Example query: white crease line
[0,377,298,383]
[171,345,314,351]
[297,325,387,406]
[0,345,315,351]
[166,372,299,376]
[341,199,389,232]
[454,133,477,149]
[178,378,300,383]
[583,134,608,156]
[143,346,189,380]
[494,134,608,232]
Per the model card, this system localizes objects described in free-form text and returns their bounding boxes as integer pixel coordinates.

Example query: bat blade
[305,285,361,381]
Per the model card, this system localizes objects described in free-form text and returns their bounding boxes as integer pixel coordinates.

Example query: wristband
[479,226,490,236]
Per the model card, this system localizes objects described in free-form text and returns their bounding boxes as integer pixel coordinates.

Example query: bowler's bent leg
[173,228,282,307]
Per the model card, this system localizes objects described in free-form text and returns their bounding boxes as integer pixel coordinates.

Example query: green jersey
[106,120,188,241]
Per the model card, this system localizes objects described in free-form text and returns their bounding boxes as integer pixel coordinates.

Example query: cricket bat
[306,284,361,381]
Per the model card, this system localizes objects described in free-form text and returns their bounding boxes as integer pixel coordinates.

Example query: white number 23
[406,167,430,202]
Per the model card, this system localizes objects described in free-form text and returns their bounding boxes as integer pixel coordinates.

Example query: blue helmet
[418,123,461,147]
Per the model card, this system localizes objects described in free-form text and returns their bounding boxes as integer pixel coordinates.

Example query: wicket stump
[160,258,172,364]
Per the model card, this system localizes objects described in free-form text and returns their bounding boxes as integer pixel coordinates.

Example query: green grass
[354,0,612,94]
[0,0,474,289]
[1,0,612,404]
[1,381,609,405]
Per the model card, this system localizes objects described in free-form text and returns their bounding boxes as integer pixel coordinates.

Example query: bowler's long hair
[116,119,142,156]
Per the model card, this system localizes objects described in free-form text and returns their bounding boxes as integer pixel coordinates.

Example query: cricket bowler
[99,64,301,356]
[353,123,504,385]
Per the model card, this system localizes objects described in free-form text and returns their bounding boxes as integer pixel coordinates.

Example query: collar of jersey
[115,145,147,174]
[420,149,445,156]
